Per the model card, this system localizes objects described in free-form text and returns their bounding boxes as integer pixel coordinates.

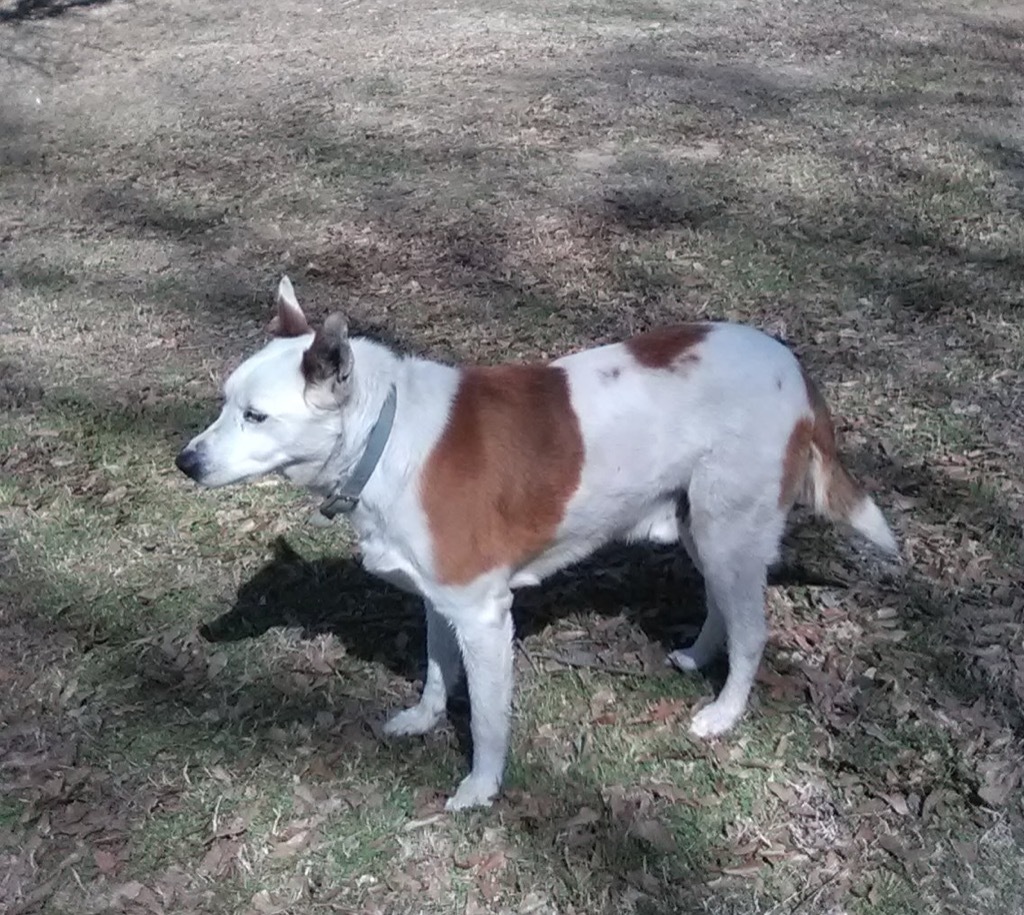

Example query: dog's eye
[243,408,268,424]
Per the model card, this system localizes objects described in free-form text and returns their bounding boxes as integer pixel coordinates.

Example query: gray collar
[317,385,397,520]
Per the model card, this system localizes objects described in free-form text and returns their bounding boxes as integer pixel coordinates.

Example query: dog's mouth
[174,449,287,490]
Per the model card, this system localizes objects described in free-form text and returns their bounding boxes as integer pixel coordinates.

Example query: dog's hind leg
[668,522,725,673]
[383,602,463,737]
[685,501,785,738]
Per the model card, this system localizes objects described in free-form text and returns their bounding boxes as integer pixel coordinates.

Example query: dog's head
[176,277,355,489]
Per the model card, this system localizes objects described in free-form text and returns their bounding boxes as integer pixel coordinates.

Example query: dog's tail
[800,373,898,555]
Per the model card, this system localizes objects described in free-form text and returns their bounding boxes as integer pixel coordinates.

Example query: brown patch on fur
[779,417,814,508]
[801,368,863,518]
[626,324,710,370]
[421,365,584,586]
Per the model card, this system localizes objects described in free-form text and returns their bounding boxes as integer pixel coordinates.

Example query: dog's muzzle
[175,447,205,481]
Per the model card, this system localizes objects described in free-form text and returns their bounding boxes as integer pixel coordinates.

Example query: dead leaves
[876,832,926,867]
[501,789,558,827]
[270,822,316,859]
[135,629,214,689]
[756,666,807,702]
[558,805,602,850]
[629,816,676,853]
[458,849,508,904]
[602,785,678,858]
[195,785,338,880]
[645,781,721,807]
[624,868,662,894]
[766,780,797,805]
[585,690,690,728]
[630,697,687,725]
[109,880,163,913]
[200,810,251,879]
[562,805,601,829]
[879,791,912,817]
[248,889,287,915]
[975,755,1021,807]
[588,686,617,724]
[455,849,508,874]
[411,785,448,819]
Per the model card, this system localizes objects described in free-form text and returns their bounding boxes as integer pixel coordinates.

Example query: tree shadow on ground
[83,184,233,243]
[0,0,112,23]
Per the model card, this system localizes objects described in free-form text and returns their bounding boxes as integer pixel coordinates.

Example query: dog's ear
[302,313,353,399]
[268,276,312,337]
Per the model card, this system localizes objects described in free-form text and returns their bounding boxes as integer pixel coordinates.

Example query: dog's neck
[307,338,404,499]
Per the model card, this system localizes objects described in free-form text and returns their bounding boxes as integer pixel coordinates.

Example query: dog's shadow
[201,536,707,677]
[200,534,834,685]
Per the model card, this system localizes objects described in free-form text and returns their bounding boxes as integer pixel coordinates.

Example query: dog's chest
[356,532,422,595]
[351,498,435,597]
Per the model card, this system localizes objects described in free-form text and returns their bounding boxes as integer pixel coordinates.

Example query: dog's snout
[175,447,204,481]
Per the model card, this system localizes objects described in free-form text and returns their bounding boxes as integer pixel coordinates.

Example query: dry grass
[2,0,1024,912]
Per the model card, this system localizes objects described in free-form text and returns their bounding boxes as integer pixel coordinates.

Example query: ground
[1,0,1023,912]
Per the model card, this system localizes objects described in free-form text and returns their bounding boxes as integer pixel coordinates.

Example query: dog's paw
[688,701,743,739]
[667,647,714,673]
[445,774,500,811]
[382,704,444,738]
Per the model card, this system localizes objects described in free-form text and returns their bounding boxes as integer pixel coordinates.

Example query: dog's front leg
[383,602,462,737]
[443,591,515,811]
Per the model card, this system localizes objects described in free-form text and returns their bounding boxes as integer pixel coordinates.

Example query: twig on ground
[517,639,541,675]
[529,650,641,677]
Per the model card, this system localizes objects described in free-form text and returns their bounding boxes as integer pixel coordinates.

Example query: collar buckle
[319,492,359,520]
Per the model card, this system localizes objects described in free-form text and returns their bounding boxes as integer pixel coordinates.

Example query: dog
[176,276,898,810]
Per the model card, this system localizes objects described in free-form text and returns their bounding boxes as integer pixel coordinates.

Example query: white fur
[847,498,899,554]
[179,283,896,810]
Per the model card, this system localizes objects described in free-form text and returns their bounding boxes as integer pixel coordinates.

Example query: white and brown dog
[176,277,897,809]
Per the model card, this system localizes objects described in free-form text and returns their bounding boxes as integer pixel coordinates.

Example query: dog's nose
[175,448,204,481]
